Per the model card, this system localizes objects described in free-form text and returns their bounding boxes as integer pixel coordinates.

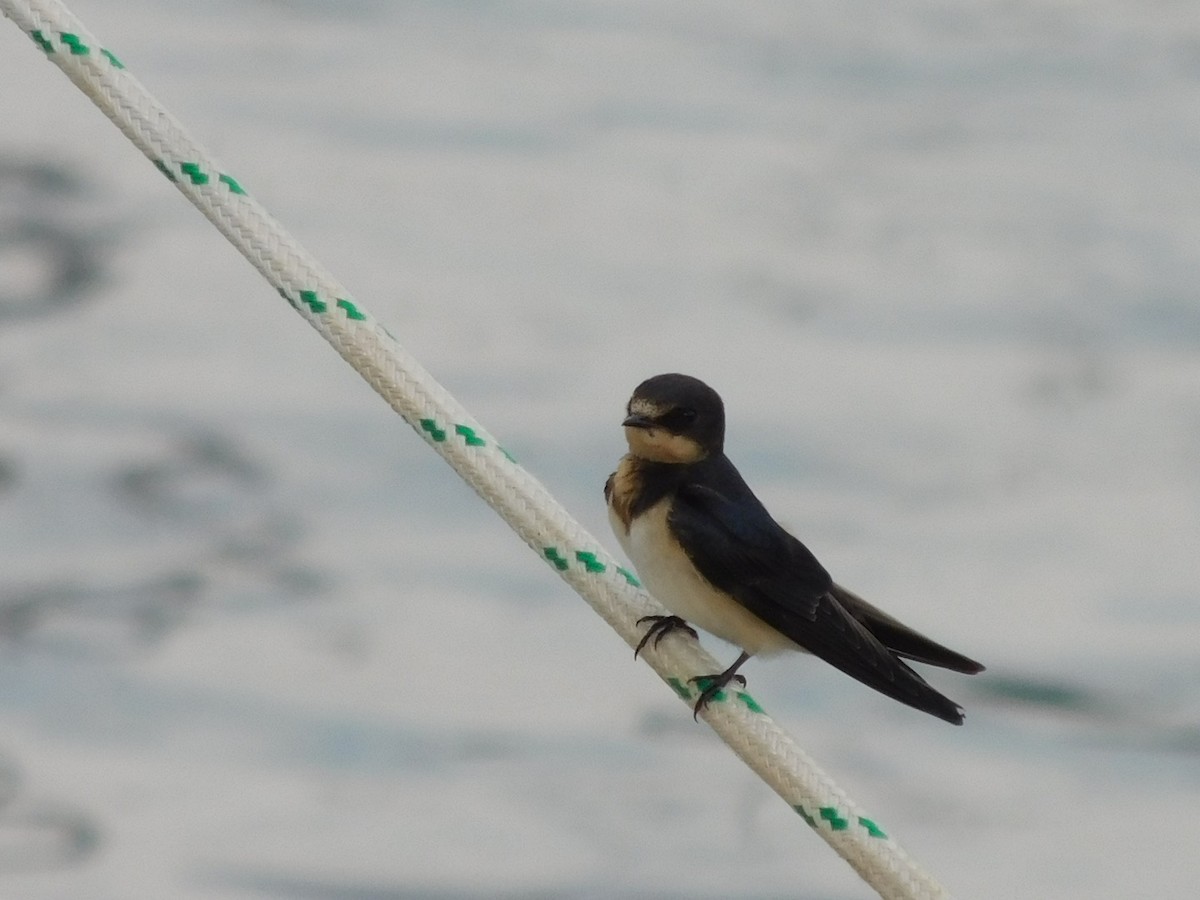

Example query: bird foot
[687,652,751,719]
[634,615,697,658]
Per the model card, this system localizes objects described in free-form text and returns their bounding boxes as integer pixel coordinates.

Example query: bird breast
[610,496,797,657]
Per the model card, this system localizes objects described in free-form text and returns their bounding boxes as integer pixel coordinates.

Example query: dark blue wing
[667,456,832,622]
[669,456,968,724]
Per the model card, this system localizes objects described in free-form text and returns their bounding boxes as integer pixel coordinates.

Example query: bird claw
[632,620,752,720]
[686,652,751,719]
[688,672,748,717]
[633,615,697,658]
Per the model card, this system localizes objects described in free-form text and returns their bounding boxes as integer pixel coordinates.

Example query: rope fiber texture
[1,3,954,897]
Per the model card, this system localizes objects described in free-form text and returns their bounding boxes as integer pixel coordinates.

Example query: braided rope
[0,3,954,897]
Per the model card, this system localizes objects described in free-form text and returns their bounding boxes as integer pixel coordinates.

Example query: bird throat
[606,454,685,532]
[623,426,705,464]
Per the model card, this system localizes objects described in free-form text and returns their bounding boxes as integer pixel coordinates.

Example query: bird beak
[622,413,654,429]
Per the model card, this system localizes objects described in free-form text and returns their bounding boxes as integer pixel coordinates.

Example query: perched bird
[605,373,984,723]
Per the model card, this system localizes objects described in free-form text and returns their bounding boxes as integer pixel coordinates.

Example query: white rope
[0,3,954,897]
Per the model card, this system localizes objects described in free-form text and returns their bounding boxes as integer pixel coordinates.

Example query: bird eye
[661,407,697,430]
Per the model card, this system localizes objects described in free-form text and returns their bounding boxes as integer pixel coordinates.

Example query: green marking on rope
[179,162,209,185]
[735,691,764,713]
[794,805,817,828]
[667,677,692,701]
[819,807,849,831]
[218,173,246,195]
[454,424,486,446]
[541,546,634,580]
[797,805,886,838]
[416,418,501,450]
[153,159,178,182]
[419,418,447,442]
[574,551,605,573]
[30,30,53,53]
[297,290,327,314]
[291,290,366,322]
[25,29,121,67]
[154,163,242,193]
[543,547,569,571]
[499,445,517,463]
[58,32,88,55]
[336,298,366,321]
[858,816,888,839]
[616,566,640,587]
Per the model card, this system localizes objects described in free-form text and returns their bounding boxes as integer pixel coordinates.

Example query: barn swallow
[605,373,984,723]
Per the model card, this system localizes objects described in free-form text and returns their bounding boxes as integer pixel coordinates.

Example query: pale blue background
[2,1,1199,897]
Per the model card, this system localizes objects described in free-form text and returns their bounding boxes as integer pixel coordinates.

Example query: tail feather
[831,584,985,675]
[822,638,968,725]
[792,588,972,725]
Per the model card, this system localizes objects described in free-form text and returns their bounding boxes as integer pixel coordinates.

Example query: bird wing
[669,462,968,724]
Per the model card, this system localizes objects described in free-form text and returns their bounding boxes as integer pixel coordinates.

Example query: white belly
[609,499,796,657]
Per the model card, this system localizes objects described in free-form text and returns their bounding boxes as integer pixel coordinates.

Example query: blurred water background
[2,1,1200,897]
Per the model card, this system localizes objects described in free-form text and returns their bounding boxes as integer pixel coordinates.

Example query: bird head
[622,373,725,463]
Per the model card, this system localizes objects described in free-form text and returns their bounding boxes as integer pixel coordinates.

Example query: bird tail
[790,585,983,724]
[783,588,970,724]
[868,654,968,725]
[831,584,985,674]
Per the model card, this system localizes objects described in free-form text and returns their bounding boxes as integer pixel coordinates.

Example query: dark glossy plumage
[668,454,981,724]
